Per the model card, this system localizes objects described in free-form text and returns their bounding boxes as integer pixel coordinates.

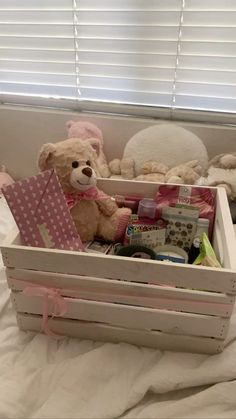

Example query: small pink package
[155,184,216,239]
[2,169,84,251]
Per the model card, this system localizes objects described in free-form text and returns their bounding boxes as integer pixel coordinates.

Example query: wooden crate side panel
[97,178,160,199]
[2,245,236,294]
[98,179,217,202]
[212,188,236,270]
[7,268,236,318]
[17,313,225,355]
[12,292,229,339]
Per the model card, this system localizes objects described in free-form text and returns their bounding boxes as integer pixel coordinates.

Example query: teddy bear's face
[38,137,100,194]
[70,160,97,192]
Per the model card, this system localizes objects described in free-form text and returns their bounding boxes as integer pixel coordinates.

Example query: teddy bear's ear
[66,120,74,130]
[38,143,56,171]
[87,137,101,157]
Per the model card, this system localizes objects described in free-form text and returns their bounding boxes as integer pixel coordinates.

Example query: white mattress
[1,196,236,419]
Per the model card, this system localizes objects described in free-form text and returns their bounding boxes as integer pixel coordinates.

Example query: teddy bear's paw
[220,154,236,169]
[185,160,203,176]
[99,164,111,178]
[120,158,135,179]
[114,207,132,242]
[166,163,201,185]
[135,174,146,181]
[166,175,184,185]
[136,173,166,183]
[208,181,233,199]
[97,207,131,242]
[141,161,168,175]
[109,158,121,175]
[110,175,123,179]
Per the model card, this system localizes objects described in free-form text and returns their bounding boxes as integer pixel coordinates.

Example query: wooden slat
[17,313,225,355]
[2,240,236,294]
[7,268,236,317]
[12,291,229,339]
[212,187,236,270]
[97,178,160,199]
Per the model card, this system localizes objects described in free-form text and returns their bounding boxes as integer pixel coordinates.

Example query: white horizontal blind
[0,0,78,104]
[174,0,236,114]
[74,0,182,109]
[0,0,236,122]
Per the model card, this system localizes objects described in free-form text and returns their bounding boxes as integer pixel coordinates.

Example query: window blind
[0,0,77,105]
[174,0,236,114]
[0,0,236,122]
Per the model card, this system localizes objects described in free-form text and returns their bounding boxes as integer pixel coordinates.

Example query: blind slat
[0,37,73,50]
[0,0,70,9]
[78,39,177,54]
[77,0,182,10]
[79,88,172,107]
[179,55,236,70]
[0,61,74,73]
[186,0,236,10]
[0,24,73,37]
[178,69,236,85]
[182,27,236,41]
[183,11,236,25]
[0,71,75,85]
[0,0,182,11]
[0,50,75,61]
[78,52,177,67]
[181,41,236,57]
[0,11,72,22]
[175,95,236,113]
[80,78,174,93]
[0,82,76,98]
[80,65,175,80]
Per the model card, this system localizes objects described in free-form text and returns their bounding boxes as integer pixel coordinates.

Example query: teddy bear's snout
[82,167,92,178]
[70,164,96,191]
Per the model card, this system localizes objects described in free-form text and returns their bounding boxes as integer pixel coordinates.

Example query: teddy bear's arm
[96,195,118,216]
[165,161,202,185]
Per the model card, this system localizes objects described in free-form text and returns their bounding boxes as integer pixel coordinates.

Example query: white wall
[0,105,236,179]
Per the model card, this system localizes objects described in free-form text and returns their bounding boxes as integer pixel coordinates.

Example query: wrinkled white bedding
[1,196,236,419]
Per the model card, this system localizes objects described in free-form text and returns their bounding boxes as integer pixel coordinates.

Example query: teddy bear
[66,120,110,178]
[108,158,203,185]
[107,123,208,181]
[38,137,131,243]
[197,152,236,200]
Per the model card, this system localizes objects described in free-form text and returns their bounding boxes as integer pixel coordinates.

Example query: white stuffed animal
[108,123,208,180]
[197,153,236,200]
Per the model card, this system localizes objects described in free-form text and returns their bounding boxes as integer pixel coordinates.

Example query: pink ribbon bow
[66,186,107,210]
[23,286,67,339]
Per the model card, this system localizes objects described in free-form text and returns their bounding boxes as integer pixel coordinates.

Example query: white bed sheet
[1,197,236,419]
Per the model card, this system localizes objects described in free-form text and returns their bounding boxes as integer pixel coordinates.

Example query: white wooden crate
[2,179,236,354]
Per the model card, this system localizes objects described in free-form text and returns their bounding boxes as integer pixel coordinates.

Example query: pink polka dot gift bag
[2,169,84,251]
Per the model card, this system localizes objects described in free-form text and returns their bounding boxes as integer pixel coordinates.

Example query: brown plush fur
[38,137,131,242]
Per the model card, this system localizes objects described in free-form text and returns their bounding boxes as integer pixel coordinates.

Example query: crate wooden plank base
[2,179,236,354]
[7,268,235,318]
[17,314,225,355]
[11,292,229,339]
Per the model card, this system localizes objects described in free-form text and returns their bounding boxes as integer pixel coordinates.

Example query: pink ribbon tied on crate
[23,286,68,339]
[66,186,107,209]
